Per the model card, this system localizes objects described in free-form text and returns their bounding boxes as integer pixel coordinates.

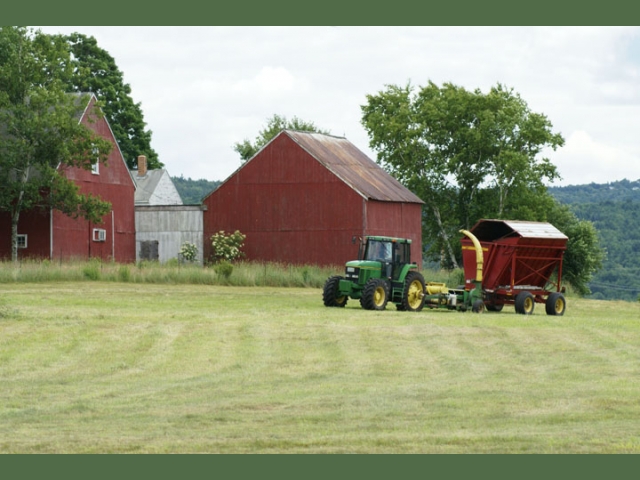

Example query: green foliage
[210,230,246,263]
[234,113,330,162]
[0,27,112,263]
[59,32,161,170]
[549,179,640,204]
[179,241,198,263]
[361,81,564,268]
[172,175,221,205]
[546,202,605,296]
[548,182,640,300]
[118,265,131,282]
[213,260,234,279]
[82,260,101,281]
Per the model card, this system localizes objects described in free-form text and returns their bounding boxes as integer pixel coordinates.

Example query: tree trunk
[10,166,30,264]
[432,204,459,269]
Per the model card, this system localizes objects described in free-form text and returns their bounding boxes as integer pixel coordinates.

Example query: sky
[35,26,640,187]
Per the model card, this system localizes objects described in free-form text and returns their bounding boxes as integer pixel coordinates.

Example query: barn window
[17,234,27,249]
[91,145,100,175]
[93,228,106,242]
[139,240,159,261]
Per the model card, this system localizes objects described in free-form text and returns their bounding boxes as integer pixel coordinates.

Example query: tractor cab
[360,237,410,280]
[323,236,426,312]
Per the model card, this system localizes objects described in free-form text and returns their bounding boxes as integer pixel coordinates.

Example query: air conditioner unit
[93,228,107,242]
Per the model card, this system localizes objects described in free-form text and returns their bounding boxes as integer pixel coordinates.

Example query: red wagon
[460,219,568,315]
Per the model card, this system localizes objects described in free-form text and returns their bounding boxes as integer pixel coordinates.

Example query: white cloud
[233,67,299,95]
[553,130,640,186]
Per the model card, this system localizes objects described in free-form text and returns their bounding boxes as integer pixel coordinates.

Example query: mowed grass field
[1,281,639,453]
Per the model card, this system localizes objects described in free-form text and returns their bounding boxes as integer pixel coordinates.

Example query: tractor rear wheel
[360,278,388,310]
[400,271,426,312]
[515,291,535,315]
[545,292,566,316]
[323,275,348,307]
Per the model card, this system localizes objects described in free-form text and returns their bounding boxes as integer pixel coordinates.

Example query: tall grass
[0,259,344,288]
[0,259,579,297]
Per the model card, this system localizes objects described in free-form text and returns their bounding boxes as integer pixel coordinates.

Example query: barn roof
[284,130,424,204]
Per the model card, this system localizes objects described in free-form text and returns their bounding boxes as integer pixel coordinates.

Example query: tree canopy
[56,32,161,171]
[361,80,603,295]
[234,114,330,162]
[0,26,112,262]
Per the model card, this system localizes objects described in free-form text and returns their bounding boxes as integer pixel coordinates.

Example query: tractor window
[394,242,410,264]
[365,240,392,262]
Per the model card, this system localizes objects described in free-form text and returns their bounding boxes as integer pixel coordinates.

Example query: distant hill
[550,179,640,301]
[548,178,640,204]
[172,176,221,205]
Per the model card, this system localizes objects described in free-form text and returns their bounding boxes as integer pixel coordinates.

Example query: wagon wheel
[360,278,388,311]
[323,275,348,307]
[545,292,566,316]
[400,271,426,312]
[486,303,504,312]
[515,291,535,315]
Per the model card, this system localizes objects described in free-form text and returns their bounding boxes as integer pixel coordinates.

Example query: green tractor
[322,236,426,311]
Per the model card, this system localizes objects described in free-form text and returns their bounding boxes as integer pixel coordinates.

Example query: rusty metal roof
[284,130,424,204]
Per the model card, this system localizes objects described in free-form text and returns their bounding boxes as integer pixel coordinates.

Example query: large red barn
[202,130,424,266]
[0,94,136,263]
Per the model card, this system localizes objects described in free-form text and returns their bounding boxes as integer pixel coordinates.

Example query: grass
[1,280,639,453]
[0,259,342,288]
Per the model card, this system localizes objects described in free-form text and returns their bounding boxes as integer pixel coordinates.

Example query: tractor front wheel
[515,291,535,315]
[472,300,485,313]
[400,271,426,312]
[360,278,388,310]
[545,292,566,316]
[323,276,348,307]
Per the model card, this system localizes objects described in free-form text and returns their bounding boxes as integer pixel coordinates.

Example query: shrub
[179,241,198,263]
[82,261,101,281]
[211,230,246,263]
[118,265,131,282]
[214,260,234,279]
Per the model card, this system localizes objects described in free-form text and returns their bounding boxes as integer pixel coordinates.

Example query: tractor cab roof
[365,236,412,244]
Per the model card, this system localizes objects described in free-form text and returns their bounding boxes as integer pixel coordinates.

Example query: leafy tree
[0,26,112,263]
[56,32,161,170]
[547,202,606,296]
[172,175,221,205]
[361,81,565,268]
[234,114,330,162]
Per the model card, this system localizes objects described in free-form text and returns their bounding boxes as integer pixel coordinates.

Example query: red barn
[202,130,424,266]
[0,94,136,262]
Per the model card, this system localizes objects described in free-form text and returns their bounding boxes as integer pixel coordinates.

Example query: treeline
[172,176,221,205]
[550,179,640,301]
[549,179,640,204]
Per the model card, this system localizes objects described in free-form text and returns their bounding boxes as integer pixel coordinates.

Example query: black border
[4,1,636,26]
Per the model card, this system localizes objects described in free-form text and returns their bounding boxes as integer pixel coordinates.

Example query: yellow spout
[460,229,483,283]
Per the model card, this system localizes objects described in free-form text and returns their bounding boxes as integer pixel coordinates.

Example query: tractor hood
[346,260,382,270]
